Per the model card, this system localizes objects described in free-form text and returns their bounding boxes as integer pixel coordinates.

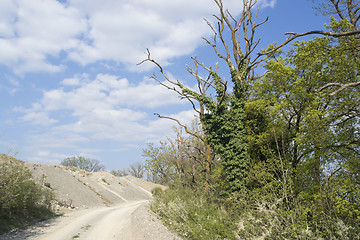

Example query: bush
[151,187,163,196]
[0,156,54,234]
[237,198,359,240]
[150,187,238,240]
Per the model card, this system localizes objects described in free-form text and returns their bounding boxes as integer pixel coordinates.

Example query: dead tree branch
[154,113,204,142]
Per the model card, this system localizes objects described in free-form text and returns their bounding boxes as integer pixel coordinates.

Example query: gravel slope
[0,156,180,240]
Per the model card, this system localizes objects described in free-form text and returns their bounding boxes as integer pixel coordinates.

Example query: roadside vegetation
[0,154,54,234]
[142,0,360,239]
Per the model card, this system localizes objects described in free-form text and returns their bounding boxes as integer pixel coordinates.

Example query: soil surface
[0,155,181,240]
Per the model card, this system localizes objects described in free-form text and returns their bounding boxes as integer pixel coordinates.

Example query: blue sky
[0,0,329,170]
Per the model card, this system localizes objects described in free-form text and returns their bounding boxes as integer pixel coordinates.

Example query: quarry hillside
[0,154,180,240]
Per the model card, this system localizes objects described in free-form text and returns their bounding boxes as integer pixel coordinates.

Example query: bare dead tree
[138,49,216,190]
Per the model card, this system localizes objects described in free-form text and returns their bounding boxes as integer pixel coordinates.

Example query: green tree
[245,22,360,236]
[61,156,105,172]
[286,0,360,95]
[143,141,179,186]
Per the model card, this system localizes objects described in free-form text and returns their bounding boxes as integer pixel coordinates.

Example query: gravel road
[1,200,181,240]
[0,156,181,240]
[33,201,147,240]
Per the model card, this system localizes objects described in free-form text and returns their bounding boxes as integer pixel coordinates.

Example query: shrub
[151,187,163,196]
[150,187,238,240]
[0,156,54,234]
[237,198,359,240]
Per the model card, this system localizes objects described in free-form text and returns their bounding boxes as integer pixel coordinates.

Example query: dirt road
[34,201,147,240]
[1,200,180,240]
[0,158,180,240]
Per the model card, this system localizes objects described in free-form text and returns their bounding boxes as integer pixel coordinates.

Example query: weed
[81,224,91,231]
[101,178,110,185]
[72,233,80,239]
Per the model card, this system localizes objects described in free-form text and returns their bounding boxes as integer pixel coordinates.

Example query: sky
[0,0,330,170]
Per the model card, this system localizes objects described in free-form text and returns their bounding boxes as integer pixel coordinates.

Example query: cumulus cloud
[66,0,220,68]
[14,71,197,164]
[16,73,188,141]
[0,0,86,74]
[0,0,277,74]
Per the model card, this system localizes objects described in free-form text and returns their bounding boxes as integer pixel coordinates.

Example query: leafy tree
[245,24,360,237]
[282,0,360,95]
[258,28,359,176]
[61,156,105,172]
[143,141,178,185]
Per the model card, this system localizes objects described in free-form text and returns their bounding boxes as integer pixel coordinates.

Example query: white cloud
[20,111,58,126]
[0,0,17,38]
[0,0,86,74]
[16,73,188,142]
[0,0,277,74]
[14,71,198,167]
[148,109,197,138]
[67,0,219,68]
[259,0,277,8]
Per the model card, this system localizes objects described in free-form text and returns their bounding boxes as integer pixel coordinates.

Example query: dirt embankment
[0,156,180,240]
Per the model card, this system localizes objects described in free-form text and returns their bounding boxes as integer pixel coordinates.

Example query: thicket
[0,155,54,234]
[142,0,360,239]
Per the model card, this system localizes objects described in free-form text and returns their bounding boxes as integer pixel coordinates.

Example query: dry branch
[154,113,204,141]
